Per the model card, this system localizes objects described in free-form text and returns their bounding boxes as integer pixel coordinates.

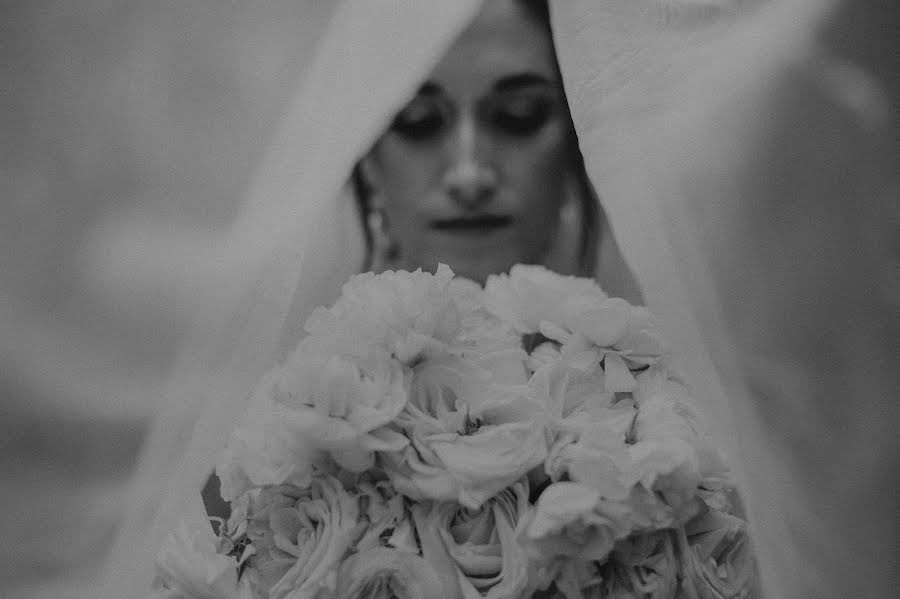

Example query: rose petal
[603,353,636,392]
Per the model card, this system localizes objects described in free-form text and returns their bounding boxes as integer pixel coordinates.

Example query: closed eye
[390,95,446,141]
[489,94,554,137]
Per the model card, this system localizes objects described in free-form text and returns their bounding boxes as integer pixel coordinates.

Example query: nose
[442,114,497,209]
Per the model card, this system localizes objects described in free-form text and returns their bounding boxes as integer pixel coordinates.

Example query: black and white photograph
[2,1,897,597]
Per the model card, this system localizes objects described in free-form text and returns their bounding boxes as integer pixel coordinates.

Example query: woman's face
[361,0,572,284]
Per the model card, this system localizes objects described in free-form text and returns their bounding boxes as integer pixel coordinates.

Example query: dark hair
[520,0,600,277]
[355,0,599,277]
[519,0,552,26]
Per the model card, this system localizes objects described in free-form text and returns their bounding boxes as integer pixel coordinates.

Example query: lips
[429,215,513,235]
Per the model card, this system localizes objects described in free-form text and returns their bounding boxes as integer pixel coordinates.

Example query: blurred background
[0,2,332,597]
[0,1,896,598]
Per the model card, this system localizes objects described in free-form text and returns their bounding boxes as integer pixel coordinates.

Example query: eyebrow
[417,81,443,96]
[415,73,556,97]
[493,73,555,93]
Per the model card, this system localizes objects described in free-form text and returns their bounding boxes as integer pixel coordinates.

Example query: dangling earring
[543,171,585,276]
[366,202,398,272]
[357,158,399,271]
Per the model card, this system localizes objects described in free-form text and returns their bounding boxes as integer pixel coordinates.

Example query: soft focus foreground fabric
[99,2,483,598]
[1,2,334,597]
[553,0,899,597]
[552,0,758,476]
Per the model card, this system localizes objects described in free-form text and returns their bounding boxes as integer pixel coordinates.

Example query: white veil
[102,1,899,597]
[554,1,900,597]
[101,3,484,596]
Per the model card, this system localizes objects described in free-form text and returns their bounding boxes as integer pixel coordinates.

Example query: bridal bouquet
[154,265,754,598]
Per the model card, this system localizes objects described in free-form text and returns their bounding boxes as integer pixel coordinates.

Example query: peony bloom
[486,265,668,393]
[303,264,471,365]
[484,264,608,334]
[204,265,753,598]
[304,265,520,371]
[216,370,319,501]
[153,522,250,599]
[522,482,635,564]
[384,355,546,509]
[523,484,691,598]
[611,306,669,367]
[544,435,632,503]
[530,359,634,495]
[629,367,732,510]
[449,276,524,358]
[273,342,409,473]
[412,481,533,599]
[625,438,703,512]
[526,339,563,373]
[537,369,722,536]
[241,476,365,599]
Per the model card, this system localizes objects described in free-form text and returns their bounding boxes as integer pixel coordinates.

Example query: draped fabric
[101,1,899,597]
[554,1,900,597]
[100,4,484,596]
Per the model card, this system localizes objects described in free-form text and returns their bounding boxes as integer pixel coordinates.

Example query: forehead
[426,0,557,95]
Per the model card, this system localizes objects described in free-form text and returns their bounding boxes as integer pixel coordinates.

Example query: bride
[105,2,755,596]
[198,0,646,542]
[101,0,898,597]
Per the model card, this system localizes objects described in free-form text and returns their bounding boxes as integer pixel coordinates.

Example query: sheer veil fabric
[555,1,900,597]
[550,1,832,597]
[101,1,889,598]
[100,3,484,596]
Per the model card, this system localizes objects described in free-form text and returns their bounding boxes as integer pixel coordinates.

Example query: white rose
[594,530,679,598]
[244,476,364,599]
[334,548,449,599]
[677,506,756,598]
[412,481,534,599]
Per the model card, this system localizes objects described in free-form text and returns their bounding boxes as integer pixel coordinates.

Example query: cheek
[370,138,442,218]
[501,129,569,220]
